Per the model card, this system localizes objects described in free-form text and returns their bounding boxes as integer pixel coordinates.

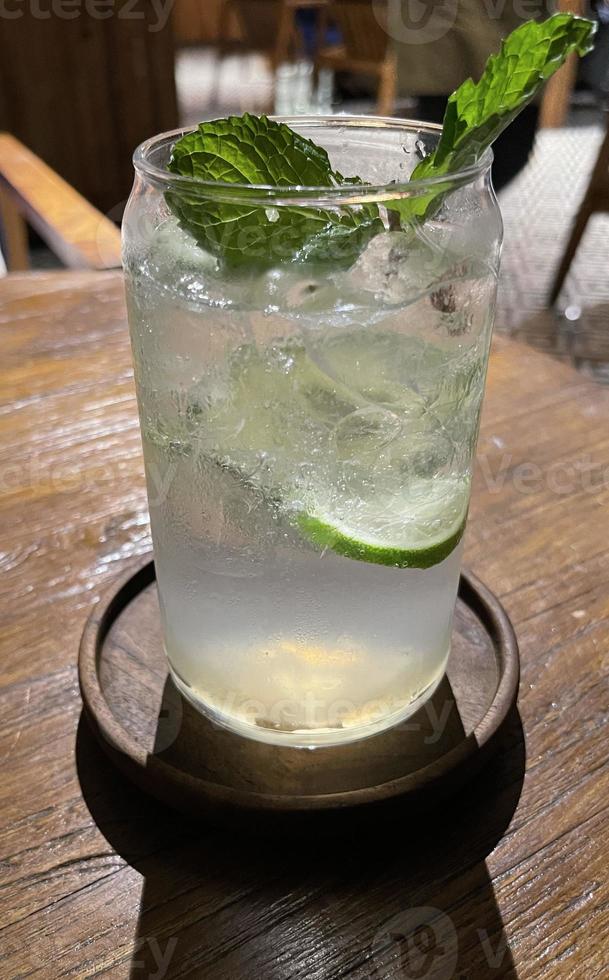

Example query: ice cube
[148,217,257,311]
[346,231,448,306]
[152,217,218,275]
[252,268,342,314]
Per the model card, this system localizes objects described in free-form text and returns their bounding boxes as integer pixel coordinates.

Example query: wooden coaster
[79,559,519,824]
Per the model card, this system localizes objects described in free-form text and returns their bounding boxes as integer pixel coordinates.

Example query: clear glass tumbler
[123,117,502,747]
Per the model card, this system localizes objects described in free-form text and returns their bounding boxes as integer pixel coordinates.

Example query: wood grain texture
[0,271,608,979]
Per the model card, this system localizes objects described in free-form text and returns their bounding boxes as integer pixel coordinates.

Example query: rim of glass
[133,115,493,206]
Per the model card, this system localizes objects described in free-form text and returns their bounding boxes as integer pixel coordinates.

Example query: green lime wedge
[296,513,465,568]
[296,479,468,569]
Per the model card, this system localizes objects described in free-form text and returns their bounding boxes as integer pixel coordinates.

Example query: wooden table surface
[1,270,608,980]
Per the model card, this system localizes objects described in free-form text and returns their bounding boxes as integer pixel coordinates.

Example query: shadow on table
[76,702,525,980]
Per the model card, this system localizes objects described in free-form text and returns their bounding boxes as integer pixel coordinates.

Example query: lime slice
[296,478,469,569]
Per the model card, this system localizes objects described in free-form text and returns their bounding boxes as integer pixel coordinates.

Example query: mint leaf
[166,113,383,269]
[391,13,596,223]
[164,16,595,266]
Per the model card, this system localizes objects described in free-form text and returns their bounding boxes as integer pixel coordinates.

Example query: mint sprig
[390,13,596,223]
[165,14,595,265]
[166,113,382,269]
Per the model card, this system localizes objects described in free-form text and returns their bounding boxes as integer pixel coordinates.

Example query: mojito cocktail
[123,116,501,746]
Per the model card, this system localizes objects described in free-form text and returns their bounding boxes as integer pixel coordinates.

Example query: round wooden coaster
[79,559,519,823]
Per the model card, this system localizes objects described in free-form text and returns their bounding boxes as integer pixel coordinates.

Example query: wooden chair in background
[549,116,609,305]
[0,134,122,275]
[172,0,229,45]
[314,0,396,116]
[218,0,308,74]
[539,0,585,129]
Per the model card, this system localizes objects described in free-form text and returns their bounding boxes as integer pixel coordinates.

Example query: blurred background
[0,0,608,377]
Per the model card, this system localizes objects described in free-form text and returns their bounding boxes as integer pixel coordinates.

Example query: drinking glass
[122,117,502,747]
